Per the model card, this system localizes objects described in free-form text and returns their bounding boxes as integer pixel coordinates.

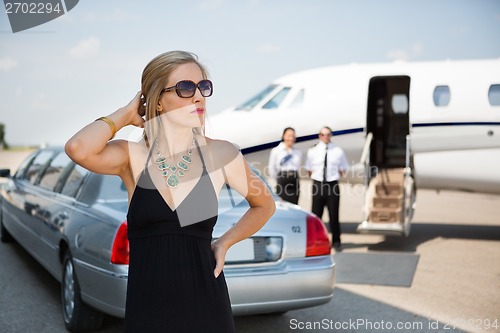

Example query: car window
[14,151,38,179]
[21,150,55,184]
[39,153,72,191]
[61,164,89,198]
[96,175,128,202]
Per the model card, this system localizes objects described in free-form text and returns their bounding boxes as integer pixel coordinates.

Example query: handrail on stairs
[405,134,411,175]
[361,133,373,220]
[361,132,373,189]
[360,132,373,165]
[402,134,412,225]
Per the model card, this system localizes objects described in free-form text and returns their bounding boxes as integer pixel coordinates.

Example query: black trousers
[276,172,300,205]
[311,180,341,243]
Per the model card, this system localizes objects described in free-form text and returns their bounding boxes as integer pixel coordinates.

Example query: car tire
[61,252,104,332]
[0,211,14,243]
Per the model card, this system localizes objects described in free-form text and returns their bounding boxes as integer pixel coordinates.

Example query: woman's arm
[65,92,145,178]
[211,152,276,278]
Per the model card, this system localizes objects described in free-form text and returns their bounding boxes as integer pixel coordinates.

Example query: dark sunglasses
[161,79,213,98]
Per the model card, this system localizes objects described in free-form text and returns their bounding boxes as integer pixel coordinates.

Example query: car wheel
[61,252,104,332]
[0,211,14,243]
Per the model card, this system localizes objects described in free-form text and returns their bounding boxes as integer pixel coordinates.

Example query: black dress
[124,143,235,333]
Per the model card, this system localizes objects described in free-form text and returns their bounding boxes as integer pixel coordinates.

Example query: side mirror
[0,169,11,178]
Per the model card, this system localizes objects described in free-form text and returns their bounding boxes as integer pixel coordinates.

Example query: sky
[0,0,499,146]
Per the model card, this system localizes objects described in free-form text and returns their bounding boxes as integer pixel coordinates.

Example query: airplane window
[289,89,304,109]
[488,84,500,106]
[235,84,277,111]
[433,85,450,107]
[262,87,291,109]
[391,94,408,114]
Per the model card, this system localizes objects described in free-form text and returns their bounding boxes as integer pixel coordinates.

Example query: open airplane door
[357,76,416,236]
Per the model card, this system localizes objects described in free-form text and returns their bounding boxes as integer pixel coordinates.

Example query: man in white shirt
[305,126,349,250]
[268,127,302,204]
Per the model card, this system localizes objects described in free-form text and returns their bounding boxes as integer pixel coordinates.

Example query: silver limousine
[0,147,335,332]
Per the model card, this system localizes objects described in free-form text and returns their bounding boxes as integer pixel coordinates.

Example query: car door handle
[53,212,69,228]
[25,202,40,216]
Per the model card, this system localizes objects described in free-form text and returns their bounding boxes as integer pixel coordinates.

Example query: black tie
[323,146,328,182]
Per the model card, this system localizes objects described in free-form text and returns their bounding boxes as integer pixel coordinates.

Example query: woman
[268,127,302,204]
[65,51,275,333]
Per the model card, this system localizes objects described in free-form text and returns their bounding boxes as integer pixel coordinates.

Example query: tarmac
[1,149,499,332]
[299,178,500,333]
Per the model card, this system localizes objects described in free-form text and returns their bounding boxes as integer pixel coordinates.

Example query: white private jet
[206,58,500,236]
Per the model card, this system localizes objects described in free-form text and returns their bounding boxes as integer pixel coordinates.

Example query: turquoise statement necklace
[155,137,194,188]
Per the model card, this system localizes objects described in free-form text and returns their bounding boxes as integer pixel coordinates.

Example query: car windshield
[235,85,277,111]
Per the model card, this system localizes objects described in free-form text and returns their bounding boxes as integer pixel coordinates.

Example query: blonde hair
[141,50,209,147]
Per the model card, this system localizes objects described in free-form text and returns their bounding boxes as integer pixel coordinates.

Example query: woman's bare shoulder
[205,136,240,149]
[204,137,241,167]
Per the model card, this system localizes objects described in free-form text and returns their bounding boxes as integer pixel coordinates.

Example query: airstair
[357,133,416,236]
